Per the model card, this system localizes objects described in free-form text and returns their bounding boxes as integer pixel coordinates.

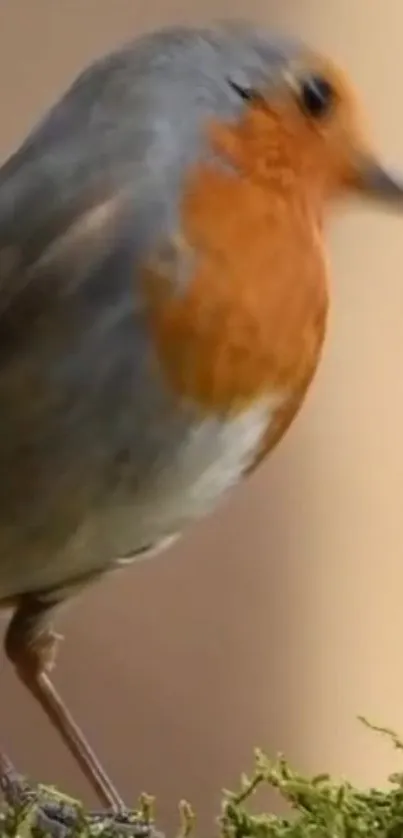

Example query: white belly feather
[111,391,284,564]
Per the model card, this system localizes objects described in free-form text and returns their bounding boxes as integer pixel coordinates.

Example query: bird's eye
[298,74,335,118]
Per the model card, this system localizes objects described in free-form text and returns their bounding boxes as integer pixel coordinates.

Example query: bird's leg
[4,594,125,812]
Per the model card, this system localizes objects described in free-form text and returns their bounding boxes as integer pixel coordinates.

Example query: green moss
[1,718,403,837]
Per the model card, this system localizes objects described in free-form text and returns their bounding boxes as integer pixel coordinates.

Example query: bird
[0,19,402,812]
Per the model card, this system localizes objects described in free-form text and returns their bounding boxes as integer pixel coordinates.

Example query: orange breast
[143,157,329,463]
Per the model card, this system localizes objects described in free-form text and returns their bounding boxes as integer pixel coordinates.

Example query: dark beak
[352,154,403,206]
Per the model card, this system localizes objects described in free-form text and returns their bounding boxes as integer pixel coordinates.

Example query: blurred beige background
[1,0,403,831]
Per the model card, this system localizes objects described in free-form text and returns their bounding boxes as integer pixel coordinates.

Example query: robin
[0,20,402,812]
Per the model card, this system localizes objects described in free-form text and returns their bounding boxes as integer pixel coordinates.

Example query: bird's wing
[0,55,193,573]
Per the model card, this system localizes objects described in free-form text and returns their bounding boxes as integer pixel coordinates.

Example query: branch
[1,718,403,837]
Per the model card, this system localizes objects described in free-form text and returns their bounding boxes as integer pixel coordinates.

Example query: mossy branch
[2,718,403,837]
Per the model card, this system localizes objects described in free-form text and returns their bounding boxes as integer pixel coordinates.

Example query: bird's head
[190,24,403,218]
[139,22,402,220]
[113,22,403,221]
